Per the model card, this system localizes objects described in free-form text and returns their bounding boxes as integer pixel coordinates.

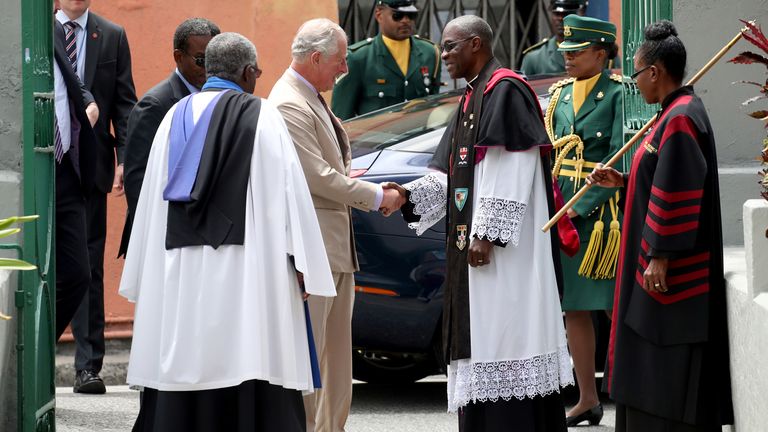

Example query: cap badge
[564,26,572,37]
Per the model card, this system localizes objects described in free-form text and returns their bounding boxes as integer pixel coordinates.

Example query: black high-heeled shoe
[565,404,604,427]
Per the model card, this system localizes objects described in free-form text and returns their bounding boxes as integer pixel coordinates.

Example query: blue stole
[201,76,244,92]
[163,91,226,202]
[164,77,244,202]
[304,301,322,388]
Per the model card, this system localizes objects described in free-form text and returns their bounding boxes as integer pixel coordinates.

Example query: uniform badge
[421,66,430,86]
[377,78,386,84]
[596,91,604,100]
[564,94,571,101]
[564,26,572,37]
[454,188,468,212]
[456,224,468,250]
[457,146,469,167]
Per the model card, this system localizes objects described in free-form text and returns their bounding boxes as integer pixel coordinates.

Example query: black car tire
[352,349,435,384]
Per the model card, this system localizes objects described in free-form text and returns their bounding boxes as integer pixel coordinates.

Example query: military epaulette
[348,38,374,52]
[548,77,575,94]
[414,34,438,46]
[609,73,631,84]
[522,38,548,55]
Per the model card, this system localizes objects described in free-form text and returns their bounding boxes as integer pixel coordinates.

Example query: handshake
[378,182,407,217]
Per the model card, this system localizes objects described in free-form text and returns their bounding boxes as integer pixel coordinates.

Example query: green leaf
[16,215,38,223]
[0,228,21,239]
[0,215,38,230]
[0,258,36,271]
[0,217,18,230]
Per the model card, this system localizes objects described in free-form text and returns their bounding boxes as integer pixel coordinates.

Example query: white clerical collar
[288,67,318,95]
[175,68,201,94]
[56,8,89,29]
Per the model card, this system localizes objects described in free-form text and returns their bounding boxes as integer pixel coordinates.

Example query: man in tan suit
[269,18,404,432]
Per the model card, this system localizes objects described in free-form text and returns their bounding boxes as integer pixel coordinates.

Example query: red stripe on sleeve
[645,283,709,304]
[651,185,703,203]
[667,268,709,285]
[648,201,701,220]
[645,215,699,236]
[669,252,710,269]
[658,114,698,152]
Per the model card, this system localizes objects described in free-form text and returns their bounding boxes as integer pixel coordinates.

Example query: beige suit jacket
[269,69,378,274]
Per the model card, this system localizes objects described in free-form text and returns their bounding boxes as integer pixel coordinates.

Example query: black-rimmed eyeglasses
[391,10,417,21]
[180,50,205,68]
[440,36,476,53]
[631,65,653,80]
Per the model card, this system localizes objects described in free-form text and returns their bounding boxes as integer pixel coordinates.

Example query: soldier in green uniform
[520,0,587,76]
[331,0,441,120]
[544,15,623,427]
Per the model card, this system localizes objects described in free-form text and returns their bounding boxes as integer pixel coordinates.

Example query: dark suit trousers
[56,153,91,340]
[71,187,108,372]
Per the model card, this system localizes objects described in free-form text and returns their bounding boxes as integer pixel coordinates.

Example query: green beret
[558,15,616,52]
[376,0,418,12]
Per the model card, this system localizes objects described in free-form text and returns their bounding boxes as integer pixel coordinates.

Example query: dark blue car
[345,76,563,383]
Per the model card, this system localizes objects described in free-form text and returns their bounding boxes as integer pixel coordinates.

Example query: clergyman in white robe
[119,90,336,397]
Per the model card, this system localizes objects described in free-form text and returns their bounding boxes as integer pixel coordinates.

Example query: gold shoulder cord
[546,85,585,186]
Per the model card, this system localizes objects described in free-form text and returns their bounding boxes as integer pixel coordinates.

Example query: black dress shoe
[74,369,106,394]
[565,404,603,427]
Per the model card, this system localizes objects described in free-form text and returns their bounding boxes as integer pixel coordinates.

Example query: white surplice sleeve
[403,171,448,235]
[471,147,538,247]
[270,104,336,298]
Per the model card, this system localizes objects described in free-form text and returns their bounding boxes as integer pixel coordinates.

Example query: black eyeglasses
[250,65,263,79]
[631,64,653,80]
[391,10,417,21]
[180,50,205,68]
[440,36,476,53]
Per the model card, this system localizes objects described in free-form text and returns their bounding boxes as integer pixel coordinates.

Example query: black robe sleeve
[642,114,707,258]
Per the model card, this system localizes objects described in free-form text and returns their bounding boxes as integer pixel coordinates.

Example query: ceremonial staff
[542,25,749,232]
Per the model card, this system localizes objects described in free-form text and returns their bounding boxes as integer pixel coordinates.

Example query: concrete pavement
[56,377,618,432]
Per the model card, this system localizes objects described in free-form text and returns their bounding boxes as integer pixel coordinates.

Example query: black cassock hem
[458,392,567,432]
[132,379,306,432]
[615,403,724,432]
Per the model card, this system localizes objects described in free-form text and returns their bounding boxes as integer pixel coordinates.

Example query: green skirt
[560,244,615,311]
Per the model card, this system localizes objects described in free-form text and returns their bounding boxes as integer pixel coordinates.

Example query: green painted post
[621,0,673,168]
[19,0,57,430]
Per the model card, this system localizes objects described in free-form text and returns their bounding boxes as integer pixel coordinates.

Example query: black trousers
[133,379,306,432]
[55,154,91,340]
[70,187,107,372]
[615,404,724,432]
[458,392,567,432]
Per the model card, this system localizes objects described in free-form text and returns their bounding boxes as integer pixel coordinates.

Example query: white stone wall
[673,0,768,245]
[724,201,768,432]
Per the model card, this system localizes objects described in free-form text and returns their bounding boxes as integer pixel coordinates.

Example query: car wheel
[352,349,435,384]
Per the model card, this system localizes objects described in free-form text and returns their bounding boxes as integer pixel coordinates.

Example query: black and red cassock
[605,86,733,428]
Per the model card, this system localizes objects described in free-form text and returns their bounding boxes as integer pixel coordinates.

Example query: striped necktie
[54,114,64,163]
[63,21,79,73]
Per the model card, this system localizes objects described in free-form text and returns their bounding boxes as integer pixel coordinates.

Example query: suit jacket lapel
[574,71,608,123]
[282,70,347,164]
[559,86,575,131]
[375,35,405,78]
[84,14,102,89]
[405,37,425,80]
[168,72,191,101]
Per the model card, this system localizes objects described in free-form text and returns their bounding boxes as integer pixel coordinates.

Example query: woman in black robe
[587,21,734,432]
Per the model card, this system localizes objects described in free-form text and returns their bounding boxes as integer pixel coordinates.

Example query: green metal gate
[621,0,673,167]
[18,0,56,430]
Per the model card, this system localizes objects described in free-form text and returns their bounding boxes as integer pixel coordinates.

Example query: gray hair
[291,18,347,62]
[205,32,257,82]
[173,18,221,51]
[446,15,494,47]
